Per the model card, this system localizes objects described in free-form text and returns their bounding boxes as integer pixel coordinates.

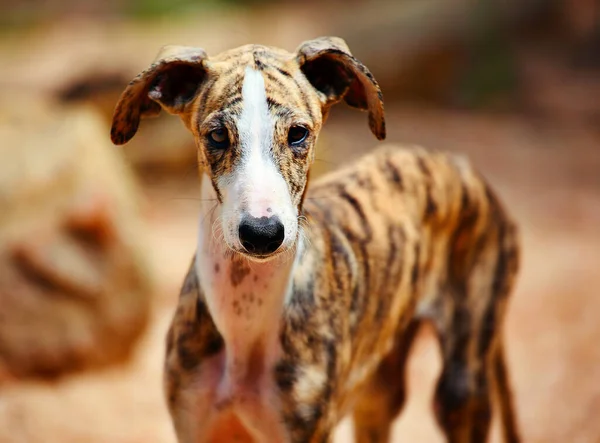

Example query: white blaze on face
[218,66,298,252]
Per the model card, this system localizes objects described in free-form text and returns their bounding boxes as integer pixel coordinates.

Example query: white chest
[188,206,295,442]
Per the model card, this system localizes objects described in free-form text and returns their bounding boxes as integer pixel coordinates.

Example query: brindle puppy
[111,37,521,443]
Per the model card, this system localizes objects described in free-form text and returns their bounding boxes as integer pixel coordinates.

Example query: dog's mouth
[235,245,291,263]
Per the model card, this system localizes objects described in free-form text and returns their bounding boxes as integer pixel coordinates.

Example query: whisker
[305,196,337,201]
[200,202,219,227]
[298,223,313,251]
[313,158,339,167]
[170,197,218,203]
[211,215,223,243]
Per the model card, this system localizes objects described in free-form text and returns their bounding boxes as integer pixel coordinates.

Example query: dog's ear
[296,36,385,140]
[110,46,208,145]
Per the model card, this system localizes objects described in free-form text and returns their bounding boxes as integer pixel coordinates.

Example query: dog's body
[111,37,520,443]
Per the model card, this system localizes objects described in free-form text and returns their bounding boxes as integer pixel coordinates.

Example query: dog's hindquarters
[429,181,520,443]
[418,151,520,443]
[346,147,520,443]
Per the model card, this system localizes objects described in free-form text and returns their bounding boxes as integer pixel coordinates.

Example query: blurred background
[0,0,599,442]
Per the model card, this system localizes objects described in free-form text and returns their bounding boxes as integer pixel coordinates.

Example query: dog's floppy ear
[110,45,208,145]
[296,36,385,140]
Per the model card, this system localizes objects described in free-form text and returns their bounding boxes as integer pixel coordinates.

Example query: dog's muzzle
[238,215,285,256]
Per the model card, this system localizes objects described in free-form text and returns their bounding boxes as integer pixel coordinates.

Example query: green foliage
[124,0,272,19]
[455,34,520,109]
[453,0,520,109]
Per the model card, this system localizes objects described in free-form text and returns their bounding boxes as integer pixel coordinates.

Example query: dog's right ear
[296,36,385,140]
[110,46,208,145]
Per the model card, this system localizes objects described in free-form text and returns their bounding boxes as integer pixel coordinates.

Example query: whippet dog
[111,36,521,443]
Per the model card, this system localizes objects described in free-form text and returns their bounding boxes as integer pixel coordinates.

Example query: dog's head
[111,37,385,261]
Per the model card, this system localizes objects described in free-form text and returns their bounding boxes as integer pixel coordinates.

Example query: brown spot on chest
[232,300,242,316]
[230,258,251,287]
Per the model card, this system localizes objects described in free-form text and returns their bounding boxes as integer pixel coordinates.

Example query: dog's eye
[288,126,308,146]
[208,127,230,149]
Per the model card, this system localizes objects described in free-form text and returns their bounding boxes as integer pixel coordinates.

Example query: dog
[110,36,521,443]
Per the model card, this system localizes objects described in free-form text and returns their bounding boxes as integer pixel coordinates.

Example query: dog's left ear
[296,36,385,140]
[111,45,208,145]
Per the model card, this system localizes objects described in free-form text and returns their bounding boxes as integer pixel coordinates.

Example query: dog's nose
[239,215,285,255]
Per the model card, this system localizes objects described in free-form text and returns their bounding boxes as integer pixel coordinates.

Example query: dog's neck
[195,173,296,390]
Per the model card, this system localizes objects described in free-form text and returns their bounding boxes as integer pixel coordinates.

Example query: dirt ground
[1,101,599,443]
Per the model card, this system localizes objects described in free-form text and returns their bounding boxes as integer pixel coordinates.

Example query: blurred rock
[0,99,155,381]
[58,74,198,171]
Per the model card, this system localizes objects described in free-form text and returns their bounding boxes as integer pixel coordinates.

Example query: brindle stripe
[263,70,290,93]
[307,201,353,338]
[493,344,521,442]
[384,156,404,190]
[328,226,353,296]
[299,169,311,209]
[478,186,511,357]
[266,96,294,115]
[354,173,375,192]
[284,408,318,443]
[349,242,368,321]
[338,187,374,242]
[207,173,223,202]
[410,243,420,290]
[219,62,243,78]
[276,66,293,78]
[323,338,337,402]
[180,263,198,295]
[319,223,345,308]
[447,181,479,279]
[264,71,312,120]
[284,70,316,122]
[279,326,301,361]
[337,186,374,327]
[176,328,201,371]
[293,274,316,306]
[282,339,331,442]
[196,76,218,117]
[165,325,175,355]
[416,156,430,176]
[218,52,239,62]
[203,330,225,357]
[164,364,181,407]
[196,296,225,354]
[218,79,243,104]
[223,95,242,109]
[478,294,498,358]
[417,156,438,219]
[377,223,405,320]
[11,248,67,293]
[295,79,316,123]
[274,360,297,392]
[253,53,266,70]
[449,303,471,362]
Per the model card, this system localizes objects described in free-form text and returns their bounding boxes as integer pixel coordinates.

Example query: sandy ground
[1,103,599,443]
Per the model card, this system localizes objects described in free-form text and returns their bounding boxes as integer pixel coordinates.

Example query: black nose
[239,215,285,255]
